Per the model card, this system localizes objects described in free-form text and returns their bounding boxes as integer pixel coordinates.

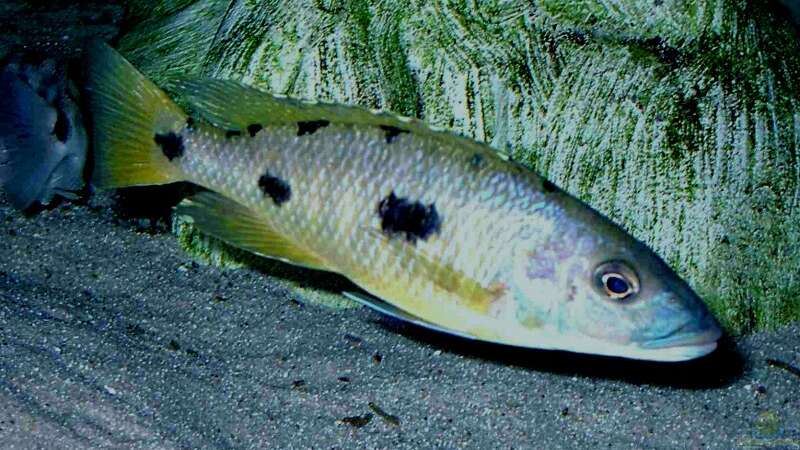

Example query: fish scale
[176,119,535,335]
[85,41,722,361]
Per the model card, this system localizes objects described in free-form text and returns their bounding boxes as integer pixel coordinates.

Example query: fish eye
[602,273,631,297]
[594,261,639,300]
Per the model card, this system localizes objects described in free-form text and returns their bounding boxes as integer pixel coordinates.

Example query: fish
[0,55,87,210]
[84,41,721,362]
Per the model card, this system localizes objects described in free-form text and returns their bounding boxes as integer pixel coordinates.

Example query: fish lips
[638,311,722,358]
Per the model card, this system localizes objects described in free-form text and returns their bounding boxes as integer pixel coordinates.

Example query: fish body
[86,42,721,361]
[171,110,537,341]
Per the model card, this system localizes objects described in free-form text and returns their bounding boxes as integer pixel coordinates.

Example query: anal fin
[175,191,328,271]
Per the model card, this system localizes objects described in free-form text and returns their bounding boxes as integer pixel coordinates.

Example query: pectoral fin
[175,191,328,271]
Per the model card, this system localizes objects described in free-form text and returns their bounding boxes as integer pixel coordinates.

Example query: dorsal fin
[168,78,424,133]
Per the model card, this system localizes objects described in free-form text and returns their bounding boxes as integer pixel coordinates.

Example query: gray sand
[0,193,798,449]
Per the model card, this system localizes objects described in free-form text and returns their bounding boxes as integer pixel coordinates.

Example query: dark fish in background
[0,55,87,210]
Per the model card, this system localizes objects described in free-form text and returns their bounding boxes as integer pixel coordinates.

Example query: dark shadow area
[373,315,745,389]
[0,1,123,60]
[764,0,800,36]
[104,183,201,233]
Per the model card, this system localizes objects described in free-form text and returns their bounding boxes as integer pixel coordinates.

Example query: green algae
[754,410,781,436]
[121,0,800,333]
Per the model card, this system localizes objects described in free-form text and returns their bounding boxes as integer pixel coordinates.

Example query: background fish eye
[593,261,639,301]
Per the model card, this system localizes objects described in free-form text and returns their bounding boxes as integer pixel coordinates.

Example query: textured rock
[119,0,800,333]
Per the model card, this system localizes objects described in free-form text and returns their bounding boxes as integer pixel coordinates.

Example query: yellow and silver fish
[86,42,721,362]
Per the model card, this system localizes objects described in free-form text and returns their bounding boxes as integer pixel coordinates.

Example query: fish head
[0,57,87,209]
[510,191,721,362]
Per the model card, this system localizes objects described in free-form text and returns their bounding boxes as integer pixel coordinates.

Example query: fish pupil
[605,275,629,294]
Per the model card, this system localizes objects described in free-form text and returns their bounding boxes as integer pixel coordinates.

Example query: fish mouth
[640,326,721,350]
[638,314,722,358]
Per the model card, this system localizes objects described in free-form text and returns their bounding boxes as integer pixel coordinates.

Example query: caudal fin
[86,41,188,189]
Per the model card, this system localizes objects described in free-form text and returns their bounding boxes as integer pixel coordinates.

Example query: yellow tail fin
[86,41,188,189]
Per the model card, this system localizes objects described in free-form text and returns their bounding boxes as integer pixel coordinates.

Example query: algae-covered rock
[119,0,800,333]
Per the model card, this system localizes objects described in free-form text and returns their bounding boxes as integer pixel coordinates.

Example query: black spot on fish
[247,123,263,137]
[469,153,484,170]
[297,120,329,136]
[377,191,441,244]
[258,171,291,206]
[154,132,184,161]
[186,117,195,130]
[53,108,70,142]
[379,125,409,144]
[542,179,557,193]
[226,129,242,138]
